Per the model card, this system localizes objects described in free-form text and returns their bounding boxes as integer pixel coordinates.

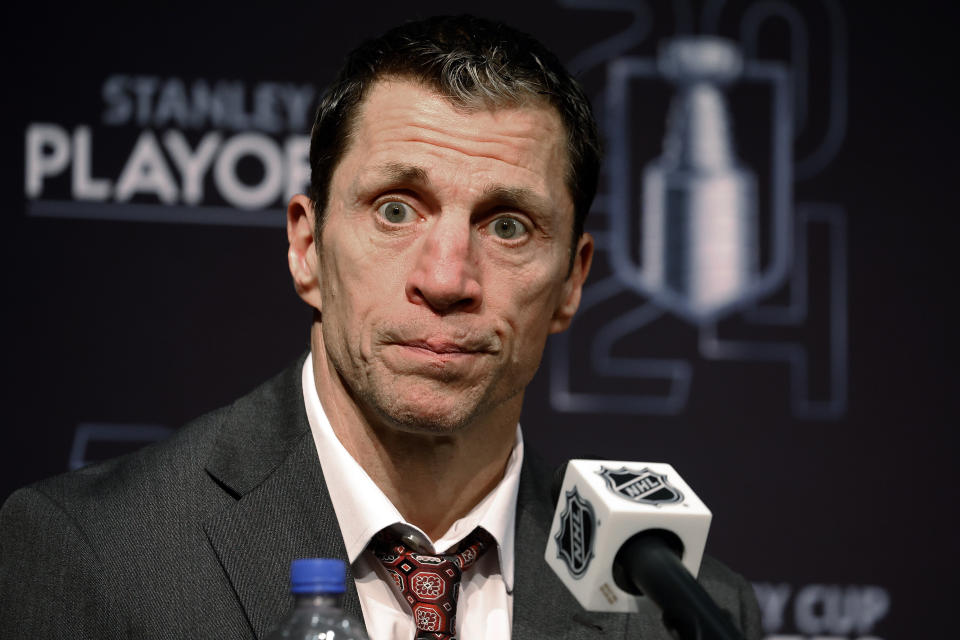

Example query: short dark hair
[307,14,601,259]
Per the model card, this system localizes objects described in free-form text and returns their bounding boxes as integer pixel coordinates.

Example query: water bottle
[265,558,370,640]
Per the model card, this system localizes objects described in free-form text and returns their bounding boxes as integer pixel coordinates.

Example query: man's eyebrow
[480,185,548,213]
[366,166,551,215]
[374,162,431,187]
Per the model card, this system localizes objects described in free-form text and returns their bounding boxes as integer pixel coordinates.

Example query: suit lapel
[200,359,363,638]
[512,454,627,639]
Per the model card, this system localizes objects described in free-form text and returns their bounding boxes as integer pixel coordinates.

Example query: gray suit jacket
[0,360,760,639]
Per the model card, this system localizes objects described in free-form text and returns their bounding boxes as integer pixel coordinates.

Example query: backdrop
[1,2,954,638]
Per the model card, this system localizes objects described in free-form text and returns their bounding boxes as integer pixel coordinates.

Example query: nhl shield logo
[599,466,684,505]
[554,486,596,579]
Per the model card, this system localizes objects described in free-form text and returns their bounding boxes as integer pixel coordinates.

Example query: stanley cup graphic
[550,2,848,420]
[642,37,758,318]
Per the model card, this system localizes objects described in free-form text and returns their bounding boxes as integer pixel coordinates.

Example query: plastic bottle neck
[292,592,342,609]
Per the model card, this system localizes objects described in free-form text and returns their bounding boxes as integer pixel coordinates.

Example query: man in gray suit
[0,15,760,639]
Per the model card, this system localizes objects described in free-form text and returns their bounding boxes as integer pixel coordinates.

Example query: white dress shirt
[301,356,522,640]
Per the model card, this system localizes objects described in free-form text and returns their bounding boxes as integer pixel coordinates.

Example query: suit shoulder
[5,357,306,536]
[698,554,762,639]
[26,402,228,510]
[699,553,749,588]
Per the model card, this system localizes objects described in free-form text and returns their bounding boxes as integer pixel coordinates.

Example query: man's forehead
[346,80,568,175]
[350,78,566,149]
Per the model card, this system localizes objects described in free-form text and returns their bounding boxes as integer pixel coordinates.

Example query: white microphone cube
[544,460,712,613]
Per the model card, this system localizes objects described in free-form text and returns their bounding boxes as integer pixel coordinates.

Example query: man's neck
[309,324,520,540]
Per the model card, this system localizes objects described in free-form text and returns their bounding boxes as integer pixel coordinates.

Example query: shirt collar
[301,355,521,591]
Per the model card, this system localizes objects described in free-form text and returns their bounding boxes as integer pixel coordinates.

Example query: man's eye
[377,201,415,224]
[488,216,528,240]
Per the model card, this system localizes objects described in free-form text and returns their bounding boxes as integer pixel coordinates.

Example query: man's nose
[405,218,483,314]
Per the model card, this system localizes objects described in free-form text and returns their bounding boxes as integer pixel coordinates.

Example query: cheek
[319,248,364,342]
[320,242,400,346]
[500,273,566,359]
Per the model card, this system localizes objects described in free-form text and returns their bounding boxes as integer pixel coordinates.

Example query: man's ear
[550,232,594,334]
[287,194,322,311]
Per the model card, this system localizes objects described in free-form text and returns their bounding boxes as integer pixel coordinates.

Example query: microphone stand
[616,532,746,640]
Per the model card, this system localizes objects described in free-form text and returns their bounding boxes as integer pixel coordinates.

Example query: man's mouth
[378,331,499,375]
[400,339,484,355]
[381,327,499,356]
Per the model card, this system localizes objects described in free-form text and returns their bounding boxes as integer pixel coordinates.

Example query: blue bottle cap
[290,558,347,594]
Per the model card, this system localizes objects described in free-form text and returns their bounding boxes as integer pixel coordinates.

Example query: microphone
[544,459,745,640]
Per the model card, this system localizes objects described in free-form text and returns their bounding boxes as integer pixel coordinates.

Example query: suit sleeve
[0,487,127,639]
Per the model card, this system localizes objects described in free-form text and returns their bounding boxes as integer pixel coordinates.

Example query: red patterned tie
[373,529,490,640]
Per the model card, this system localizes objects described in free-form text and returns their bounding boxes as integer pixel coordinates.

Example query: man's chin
[347,366,523,437]
[371,400,479,435]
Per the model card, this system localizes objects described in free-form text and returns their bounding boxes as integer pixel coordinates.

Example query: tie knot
[373,528,491,569]
[372,528,492,639]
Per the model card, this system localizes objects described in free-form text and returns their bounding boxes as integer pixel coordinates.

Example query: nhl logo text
[554,487,596,578]
[598,466,684,505]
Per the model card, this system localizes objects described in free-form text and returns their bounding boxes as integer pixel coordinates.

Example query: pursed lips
[395,339,492,357]
[377,328,501,371]
[379,325,501,359]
